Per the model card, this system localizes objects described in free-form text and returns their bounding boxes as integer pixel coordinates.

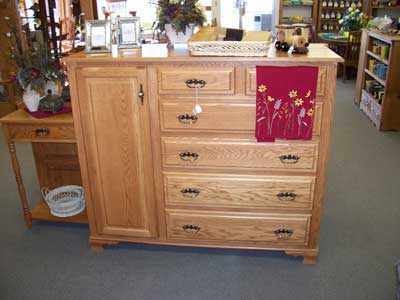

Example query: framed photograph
[117,17,141,49]
[85,20,112,53]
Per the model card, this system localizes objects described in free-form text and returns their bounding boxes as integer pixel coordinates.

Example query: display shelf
[364,68,386,86]
[279,0,319,27]
[31,200,88,224]
[355,29,400,131]
[366,50,389,64]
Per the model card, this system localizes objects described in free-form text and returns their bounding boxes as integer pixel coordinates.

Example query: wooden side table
[0,110,87,227]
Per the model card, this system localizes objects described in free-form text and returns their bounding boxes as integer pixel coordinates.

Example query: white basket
[42,185,85,217]
[187,41,271,57]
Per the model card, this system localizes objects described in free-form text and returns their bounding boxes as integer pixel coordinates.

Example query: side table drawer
[158,67,235,95]
[166,210,311,245]
[4,124,76,141]
[164,173,315,210]
[162,137,319,172]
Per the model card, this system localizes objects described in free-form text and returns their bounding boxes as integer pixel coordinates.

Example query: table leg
[8,142,32,228]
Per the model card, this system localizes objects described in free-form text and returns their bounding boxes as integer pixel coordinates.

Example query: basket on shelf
[42,185,85,217]
[187,41,271,57]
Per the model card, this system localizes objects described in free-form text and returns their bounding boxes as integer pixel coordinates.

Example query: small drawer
[164,173,315,210]
[158,67,235,95]
[245,66,327,97]
[162,137,319,172]
[166,210,311,245]
[160,101,323,136]
[5,124,75,141]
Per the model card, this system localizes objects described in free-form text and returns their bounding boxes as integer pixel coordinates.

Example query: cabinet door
[75,67,157,238]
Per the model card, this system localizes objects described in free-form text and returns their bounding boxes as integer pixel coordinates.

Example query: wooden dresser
[64,44,342,264]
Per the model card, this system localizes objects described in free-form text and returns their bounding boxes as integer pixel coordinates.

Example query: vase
[165,24,194,45]
[23,85,41,112]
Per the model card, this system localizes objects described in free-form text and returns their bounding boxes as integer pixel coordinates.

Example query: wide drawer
[164,173,315,209]
[158,67,235,95]
[166,210,311,245]
[162,137,319,172]
[4,123,75,141]
[160,101,323,136]
[245,66,328,97]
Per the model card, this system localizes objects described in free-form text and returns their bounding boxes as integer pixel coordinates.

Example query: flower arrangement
[339,5,368,31]
[153,0,206,34]
[3,16,65,92]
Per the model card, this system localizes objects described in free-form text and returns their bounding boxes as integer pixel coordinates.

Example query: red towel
[256,66,319,142]
[24,107,72,119]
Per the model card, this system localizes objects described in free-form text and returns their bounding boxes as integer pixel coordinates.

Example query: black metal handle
[35,128,50,137]
[273,228,294,239]
[185,79,206,89]
[180,188,200,198]
[138,83,144,105]
[179,152,199,162]
[279,155,300,164]
[277,192,297,201]
[182,224,201,234]
[177,114,198,124]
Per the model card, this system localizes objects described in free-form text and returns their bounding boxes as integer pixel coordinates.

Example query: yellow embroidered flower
[307,108,314,116]
[309,98,315,104]
[267,96,275,102]
[288,90,298,98]
[305,90,311,98]
[295,98,303,106]
[258,84,267,93]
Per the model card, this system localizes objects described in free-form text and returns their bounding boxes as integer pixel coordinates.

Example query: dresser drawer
[164,173,315,210]
[158,67,235,95]
[4,123,76,142]
[166,210,311,245]
[160,101,323,136]
[162,137,319,172]
[245,66,328,97]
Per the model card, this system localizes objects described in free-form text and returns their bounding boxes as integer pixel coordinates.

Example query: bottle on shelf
[345,0,350,7]
[340,0,345,7]
[335,25,340,31]
[357,1,362,8]
[331,11,336,18]
[321,12,325,19]
[323,23,328,31]
[322,0,327,7]
[336,11,342,19]
[328,0,334,7]
[329,24,334,31]
[334,0,339,7]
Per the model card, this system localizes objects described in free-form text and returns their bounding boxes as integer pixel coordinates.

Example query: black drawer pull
[35,128,50,137]
[273,228,294,239]
[277,192,296,201]
[177,114,198,124]
[185,79,206,89]
[180,188,200,198]
[279,154,300,164]
[179,152,199,161]
[182,224,201,234]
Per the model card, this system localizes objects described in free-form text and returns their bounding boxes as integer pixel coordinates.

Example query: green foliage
[154,0,206,34]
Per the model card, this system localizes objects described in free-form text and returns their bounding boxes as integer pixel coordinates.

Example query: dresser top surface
[63,43,343,64]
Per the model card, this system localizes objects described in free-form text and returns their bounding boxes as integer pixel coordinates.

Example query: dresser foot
[90,242,105,252]
[285,250,318,264]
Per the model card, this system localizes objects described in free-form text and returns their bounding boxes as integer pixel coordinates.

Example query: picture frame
[117,17,141,49]
[85,20,112,53]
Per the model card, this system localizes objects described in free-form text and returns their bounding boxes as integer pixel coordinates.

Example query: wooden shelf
[371,5,400,8]
[31,200,88,224]
[283,3,314,6]
[364,68,387,86]
[366,50,389,64]
[321,6,347,9]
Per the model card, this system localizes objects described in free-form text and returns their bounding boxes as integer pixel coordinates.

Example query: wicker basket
[187,41,271,57]
[42,185,85,217]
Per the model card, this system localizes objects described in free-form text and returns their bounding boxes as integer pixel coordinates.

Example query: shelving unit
[279,0,319,26]
[317,0,366,32]
[355,29,400,130]
[367,0,400,17]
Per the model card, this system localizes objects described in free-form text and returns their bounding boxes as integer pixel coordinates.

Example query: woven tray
[188,41,271,57]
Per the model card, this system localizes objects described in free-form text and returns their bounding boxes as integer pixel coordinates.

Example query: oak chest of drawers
[65,45,341,263]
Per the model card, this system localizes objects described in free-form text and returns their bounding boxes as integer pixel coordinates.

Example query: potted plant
[339,5,368,36]
[4,17,65,112]
[154,0,206,44]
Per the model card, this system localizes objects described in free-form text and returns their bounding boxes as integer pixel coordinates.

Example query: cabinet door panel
[76,68,157,238]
